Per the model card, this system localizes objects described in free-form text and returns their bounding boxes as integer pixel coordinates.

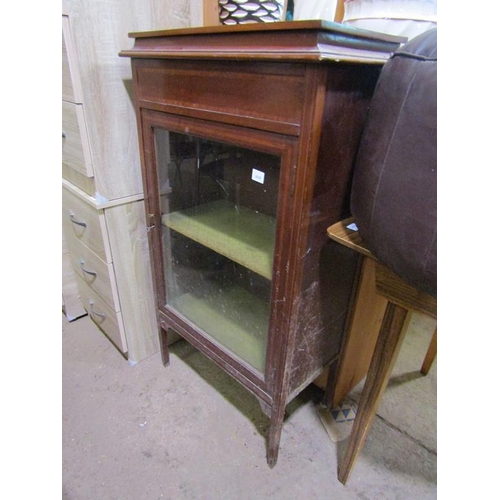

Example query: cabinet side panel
[287,64,381,396]
[105,200,159,362]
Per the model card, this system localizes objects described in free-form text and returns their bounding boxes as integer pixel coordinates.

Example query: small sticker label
[251,168,265,184]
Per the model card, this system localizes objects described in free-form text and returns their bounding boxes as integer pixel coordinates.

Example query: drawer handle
[69,213,87,228]
[89,301,106,319]
[79,259,97,278]
[62,132,66,139]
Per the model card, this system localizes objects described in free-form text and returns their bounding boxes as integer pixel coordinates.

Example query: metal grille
[219,0,285,25]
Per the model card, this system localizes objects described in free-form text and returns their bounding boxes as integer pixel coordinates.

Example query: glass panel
[154,128,281,373]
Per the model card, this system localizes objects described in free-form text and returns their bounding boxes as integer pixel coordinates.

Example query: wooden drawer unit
[66,236,118,310]
[76,275,127,352]
[61,0,200,362]
[62,101,93,178]
[62,186,109,263]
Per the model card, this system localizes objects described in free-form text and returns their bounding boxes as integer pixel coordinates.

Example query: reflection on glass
[154,129,281,373]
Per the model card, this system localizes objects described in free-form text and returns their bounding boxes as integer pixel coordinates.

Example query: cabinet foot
[159,326,170,367]
[321,359,338,410]
[266,402,286,468]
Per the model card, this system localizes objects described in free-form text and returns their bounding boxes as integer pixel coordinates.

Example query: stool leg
[420,327,437,375]
[338,302,409,484]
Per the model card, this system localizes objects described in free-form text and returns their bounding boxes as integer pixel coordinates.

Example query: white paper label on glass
[251,168,265,184]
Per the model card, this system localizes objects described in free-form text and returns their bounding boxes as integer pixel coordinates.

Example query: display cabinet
[121,20,404,465]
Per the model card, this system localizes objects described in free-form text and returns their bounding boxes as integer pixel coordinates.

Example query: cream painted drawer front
[62,187,109,263]
[62,101,93,177]
[76,275,127,353]
[66,235,118,310]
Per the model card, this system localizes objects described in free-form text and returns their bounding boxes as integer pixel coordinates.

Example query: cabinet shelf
[162,199,276,279]
[171,283,269,371]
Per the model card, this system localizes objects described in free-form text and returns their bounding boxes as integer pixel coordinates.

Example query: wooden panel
[62,22,74,103]
[62,164,95,197]
[66,235,119,310]
[327,217,373,259]
[65,0,199,202]
[76,275,128,353]
[203,0,220,26]
[375,262,437,319]
[149,0,203,30]
[335,0,345,22]
[286,64,381,396]
[135,60,306,134]
[62,101,93,177]
[332,258,387,406]
[104,201,159,363]
[121,20,404,65]
[62,187,109,263]
[62,16,83,103]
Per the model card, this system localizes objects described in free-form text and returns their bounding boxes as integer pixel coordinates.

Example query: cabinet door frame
[140,108,299,399]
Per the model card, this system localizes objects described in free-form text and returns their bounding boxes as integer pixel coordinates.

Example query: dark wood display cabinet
[120,20,404,467]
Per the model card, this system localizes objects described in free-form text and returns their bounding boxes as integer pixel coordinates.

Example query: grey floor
[62,312,436,500]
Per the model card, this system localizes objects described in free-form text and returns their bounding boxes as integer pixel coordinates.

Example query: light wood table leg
[338,301,409,484]
[420,327,437,375]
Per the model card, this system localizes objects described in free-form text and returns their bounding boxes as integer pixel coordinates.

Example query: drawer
[62,101,93,178]
[135,60,306,135]
[62,163,96,198]
[62,187,109,263]
[62,16,82,103]
[76,275,127,353]
[66,235,118,310]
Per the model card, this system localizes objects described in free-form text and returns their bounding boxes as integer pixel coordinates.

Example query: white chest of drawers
[61,0,202,361]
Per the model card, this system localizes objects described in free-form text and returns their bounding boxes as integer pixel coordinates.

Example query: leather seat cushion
[350,28,437,296]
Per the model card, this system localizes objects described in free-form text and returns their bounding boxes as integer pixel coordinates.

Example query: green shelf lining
[162,199,276,279]
[170,284,269,372]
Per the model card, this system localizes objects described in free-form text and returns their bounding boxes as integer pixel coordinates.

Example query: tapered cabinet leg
[266,402,286,468]
[338,302,409,484]
[420,327,437,375]
[159,326,170,367]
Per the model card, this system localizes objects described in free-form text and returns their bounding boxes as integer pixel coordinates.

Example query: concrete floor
[62,312,436,500]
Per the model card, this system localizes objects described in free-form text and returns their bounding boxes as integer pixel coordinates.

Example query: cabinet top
[119,20,406,65]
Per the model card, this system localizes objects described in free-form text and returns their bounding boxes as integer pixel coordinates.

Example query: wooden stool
[327,218,437,484]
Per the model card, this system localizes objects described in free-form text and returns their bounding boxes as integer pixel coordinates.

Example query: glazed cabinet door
[142,110,297,385]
